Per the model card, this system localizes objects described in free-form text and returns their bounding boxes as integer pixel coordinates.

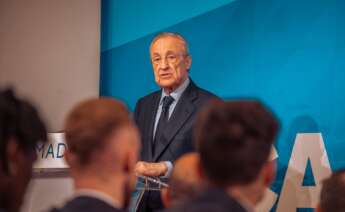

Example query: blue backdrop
[100,0,345,211]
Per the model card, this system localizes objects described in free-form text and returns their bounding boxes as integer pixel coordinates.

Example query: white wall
[23,174,74,212]
[0,0,100,132]
[0,0,100,211]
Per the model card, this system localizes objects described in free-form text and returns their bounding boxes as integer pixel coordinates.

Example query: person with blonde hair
[53,98,140,212]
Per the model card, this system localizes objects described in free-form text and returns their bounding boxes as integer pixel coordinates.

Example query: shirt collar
[73,189,121,209]
[160,77,190,105]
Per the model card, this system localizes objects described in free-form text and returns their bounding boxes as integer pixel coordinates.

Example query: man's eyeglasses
[151,53,187,65]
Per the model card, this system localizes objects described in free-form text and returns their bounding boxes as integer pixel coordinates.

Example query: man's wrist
[159,162,168,174]
[161,161,173,178]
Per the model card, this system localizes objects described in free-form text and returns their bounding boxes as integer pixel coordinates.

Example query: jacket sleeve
[133,98,142,125]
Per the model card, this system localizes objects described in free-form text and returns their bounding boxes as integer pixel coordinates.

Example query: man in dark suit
[53,98,140,212]
[133,32,218,211]
[0,88,47,212]
[168,100,279,212]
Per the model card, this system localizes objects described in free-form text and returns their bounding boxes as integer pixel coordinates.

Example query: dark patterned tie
[153,95,175,157]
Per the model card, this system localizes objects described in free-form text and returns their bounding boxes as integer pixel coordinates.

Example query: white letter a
[276,133,332,212]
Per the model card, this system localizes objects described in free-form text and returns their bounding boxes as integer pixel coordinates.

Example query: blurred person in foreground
[168,100,279,212]
[52,98,140,212]
[161,152,203,208]
[0,88,47,212]
[316,169,345,212]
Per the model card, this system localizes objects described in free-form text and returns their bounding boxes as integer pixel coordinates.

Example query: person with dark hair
[316,169,345,212]
[0,88,47,212]
[134,32,219,211]
[169,100,279,212]
[161,153,203,208]
[52,98,140,212]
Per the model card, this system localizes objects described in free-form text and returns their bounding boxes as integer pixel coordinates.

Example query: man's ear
[315,203,322,212]
[186,55,192,71]
[123,152,132,176]
[64,150,75,168]
[263,160,276,187]
[6,138,20,176]
[161,187,170,208]
[196,158,206,181]
[122,148,136,174]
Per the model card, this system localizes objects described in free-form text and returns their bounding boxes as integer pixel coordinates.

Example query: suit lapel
[153,81,198,161]
[145,92,161,162]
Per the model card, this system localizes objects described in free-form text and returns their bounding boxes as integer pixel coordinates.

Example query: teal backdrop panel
[101,0,345,211]
[101,0,236,51]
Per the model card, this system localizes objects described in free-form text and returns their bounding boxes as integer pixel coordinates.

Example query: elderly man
[133,32,218,211]
[0,89,47,212]
[169,100,279,212]
[53,98,140,212]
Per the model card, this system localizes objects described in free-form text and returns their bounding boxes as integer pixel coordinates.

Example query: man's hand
[134,161,168,177]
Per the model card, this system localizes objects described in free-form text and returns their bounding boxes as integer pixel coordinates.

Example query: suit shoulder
[56,197,123,212]
[136,90,161,104]
[196,87,221,101]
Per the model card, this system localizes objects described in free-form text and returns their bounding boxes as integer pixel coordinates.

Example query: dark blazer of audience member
[52,98,140,212]
[134,32,218,211]
[317,169,345,212]
[0,89,47,212]
[168,100,279,212]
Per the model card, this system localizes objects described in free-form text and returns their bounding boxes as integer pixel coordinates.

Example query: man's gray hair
[150,32,190,55]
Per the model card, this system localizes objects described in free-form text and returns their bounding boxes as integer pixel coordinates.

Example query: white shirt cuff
[162,161,173,178]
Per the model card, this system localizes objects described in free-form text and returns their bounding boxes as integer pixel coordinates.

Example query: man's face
[150,36,192,91]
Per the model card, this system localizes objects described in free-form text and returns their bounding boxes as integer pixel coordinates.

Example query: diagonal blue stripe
[101,0,237,52]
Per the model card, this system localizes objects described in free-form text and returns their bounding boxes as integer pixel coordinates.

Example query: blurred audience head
[194,99,279,206]
[0,88,47,212]
[161,152,202,208]
[64,97,140,208]
[317,169,345,212]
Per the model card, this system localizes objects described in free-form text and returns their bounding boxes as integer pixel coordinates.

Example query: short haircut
[150,32,190,55]
[0,88,47,173]
[194,100,279,187]
[168,178,200,206]
[168,153,201,205]
[64,98,131,166]
[319,169,345,212]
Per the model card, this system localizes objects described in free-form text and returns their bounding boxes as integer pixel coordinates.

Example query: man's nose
[159,58,169,69]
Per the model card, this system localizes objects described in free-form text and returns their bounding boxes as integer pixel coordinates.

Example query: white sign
[33,133,68,169]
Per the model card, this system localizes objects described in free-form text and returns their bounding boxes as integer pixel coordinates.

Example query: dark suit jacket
[50,196,124,212]
[166,187,248,212]
[134,79,218,163]
[134,79,219,211]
